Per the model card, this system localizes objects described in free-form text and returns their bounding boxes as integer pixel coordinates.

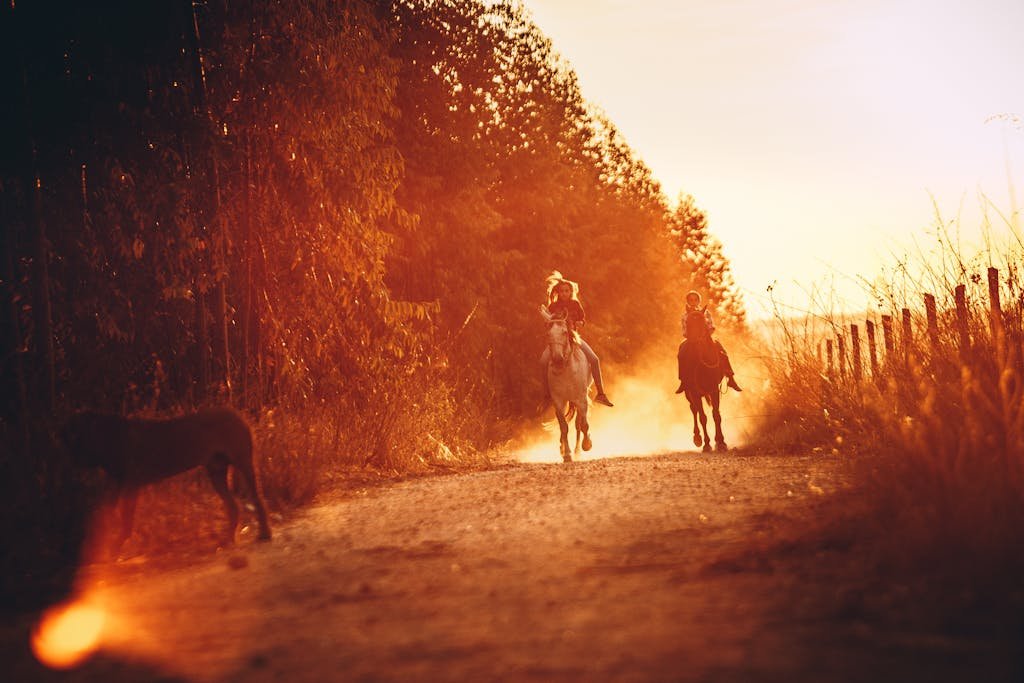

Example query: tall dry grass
[753,222,1024,624]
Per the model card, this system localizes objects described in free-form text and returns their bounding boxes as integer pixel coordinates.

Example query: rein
[694,333,720,369]
[547,319,577,368]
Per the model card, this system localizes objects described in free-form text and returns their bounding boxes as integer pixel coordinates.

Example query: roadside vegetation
[0,0,746,601]
[752,219,1024,636]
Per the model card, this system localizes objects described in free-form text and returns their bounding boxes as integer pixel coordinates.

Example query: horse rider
[541,271,614,407]
[675,290,742,394]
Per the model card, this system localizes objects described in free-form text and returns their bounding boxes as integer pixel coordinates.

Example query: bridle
[546,318,574,368]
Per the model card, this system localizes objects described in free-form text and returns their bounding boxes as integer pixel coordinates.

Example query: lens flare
[31,600,106,670]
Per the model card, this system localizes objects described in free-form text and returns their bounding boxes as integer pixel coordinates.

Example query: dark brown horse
[678,327,728,452]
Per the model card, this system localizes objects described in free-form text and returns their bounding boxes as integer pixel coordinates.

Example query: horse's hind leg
[207,455,239,546]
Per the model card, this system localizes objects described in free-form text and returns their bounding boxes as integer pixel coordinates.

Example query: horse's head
[546,317,573,366]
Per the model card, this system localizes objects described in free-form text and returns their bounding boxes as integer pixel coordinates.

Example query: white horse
[541,306,592,462]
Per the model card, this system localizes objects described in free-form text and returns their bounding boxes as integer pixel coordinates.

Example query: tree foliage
[0,0,744,458]
[668,194,746,329]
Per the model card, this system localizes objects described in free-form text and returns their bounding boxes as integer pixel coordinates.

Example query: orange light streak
[31,599,107,670]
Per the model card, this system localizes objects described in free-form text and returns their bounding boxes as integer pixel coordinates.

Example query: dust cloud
[512,338,764,463]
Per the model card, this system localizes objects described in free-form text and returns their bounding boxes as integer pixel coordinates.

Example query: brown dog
[61,407,272,553]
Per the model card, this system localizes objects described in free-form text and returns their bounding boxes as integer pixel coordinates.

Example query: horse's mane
[546,315,580,349]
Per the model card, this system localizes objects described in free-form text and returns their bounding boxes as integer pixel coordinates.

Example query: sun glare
[31,599,107,670]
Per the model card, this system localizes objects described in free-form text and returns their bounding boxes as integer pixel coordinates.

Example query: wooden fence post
[826,339,834,379]
[866,320,878,377]
[924,293,939,352]
[880,313,888,368]
[837,333,846,381]
[988,266,1004,354]
[851,324,862,382]
[901,307,913,367]
[955,284,970,358]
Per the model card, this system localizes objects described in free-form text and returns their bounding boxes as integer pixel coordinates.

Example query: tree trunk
[13,7,56,414]
[1,185,31,453]
[188,0,233,402]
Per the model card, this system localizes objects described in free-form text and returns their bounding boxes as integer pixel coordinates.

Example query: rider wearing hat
[676,290,742,394]
[542,271,614,407]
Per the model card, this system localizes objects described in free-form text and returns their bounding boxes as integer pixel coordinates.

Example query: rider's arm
[704,309,715,334]
[573,300,586,328]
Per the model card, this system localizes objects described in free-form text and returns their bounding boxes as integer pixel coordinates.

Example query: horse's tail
[566,403,577,421]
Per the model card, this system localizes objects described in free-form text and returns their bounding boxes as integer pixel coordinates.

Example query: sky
[521,0,1024,318]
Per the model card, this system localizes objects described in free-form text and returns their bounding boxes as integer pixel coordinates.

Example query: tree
[668,194,746,330]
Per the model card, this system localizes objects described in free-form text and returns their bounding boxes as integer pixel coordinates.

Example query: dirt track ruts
[7,451,1014,682]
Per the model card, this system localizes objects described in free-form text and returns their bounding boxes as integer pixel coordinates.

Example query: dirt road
[6,451,1014,682]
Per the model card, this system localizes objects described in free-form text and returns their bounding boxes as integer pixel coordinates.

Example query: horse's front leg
[573,402,591,457]
[699,399,712,453]
[711,392,728,452]
[688,393,702,448]
[579,402,592,453]
[554,403,571,462]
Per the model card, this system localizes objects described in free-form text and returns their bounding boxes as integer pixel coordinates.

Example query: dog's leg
[207,456,239,546]
[114,489,138,557]
[87,484,123,563]
[236,459,272,541]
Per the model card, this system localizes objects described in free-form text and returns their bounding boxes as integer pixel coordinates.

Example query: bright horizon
[523,0,1024,319]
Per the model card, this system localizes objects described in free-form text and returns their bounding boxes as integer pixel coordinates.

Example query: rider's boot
[726,375,742,392]
[675,380,685,394]
[589,358,614,406]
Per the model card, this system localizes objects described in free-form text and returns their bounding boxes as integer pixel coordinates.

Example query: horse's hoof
[582,436,592,451]
[702,443,713,453]
[693,435,703,448]
[562,455,573,463]
[716,442,729,453]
